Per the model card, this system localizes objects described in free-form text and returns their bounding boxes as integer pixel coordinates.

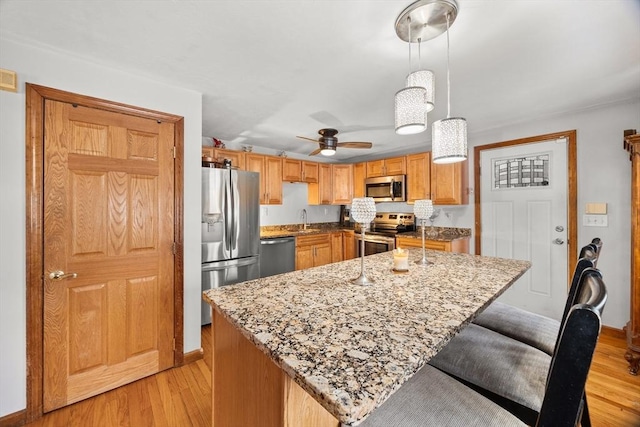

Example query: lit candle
[393,247,409,271]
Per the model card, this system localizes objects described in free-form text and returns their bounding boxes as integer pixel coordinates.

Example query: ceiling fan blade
[337,142,373,149]
[296,135,320,143]
[308,148,322,156]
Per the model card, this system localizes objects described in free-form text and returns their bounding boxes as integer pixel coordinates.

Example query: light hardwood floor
[17,326,640,427]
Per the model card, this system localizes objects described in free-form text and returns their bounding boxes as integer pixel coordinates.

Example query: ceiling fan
[296,128,373,156]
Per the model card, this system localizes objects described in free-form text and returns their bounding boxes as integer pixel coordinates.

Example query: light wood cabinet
[331,232,343,263]
[406,152,431,204]
[282,159,319,183]
[353,162,366,198]
[431,159,469,205]
[282,159,302,182]
[246,153,283,205]
[215,148,245,169]
[309,163,332,205]
[331,164,353,205]
[366,156,406,177]
[395,236,469,254]
[296,234,332,270]
[343,230,356,260]
[624,131,640,374]
[201,146,246,169]
[302,161,319,183]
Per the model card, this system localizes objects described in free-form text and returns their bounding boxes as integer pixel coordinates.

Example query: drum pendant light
[432,11,467,164]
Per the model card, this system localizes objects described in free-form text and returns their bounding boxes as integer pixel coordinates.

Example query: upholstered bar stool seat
[473,301,559,355]
[359,364,526,427]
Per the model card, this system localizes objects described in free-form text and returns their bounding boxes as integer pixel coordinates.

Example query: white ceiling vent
[0,69,18,92]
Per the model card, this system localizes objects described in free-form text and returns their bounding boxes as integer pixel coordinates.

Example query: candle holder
[350,197,377,285]
[413,199,434,265]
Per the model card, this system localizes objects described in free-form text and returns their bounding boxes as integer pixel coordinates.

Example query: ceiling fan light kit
[296,128,373,156]
[394,0,467,164]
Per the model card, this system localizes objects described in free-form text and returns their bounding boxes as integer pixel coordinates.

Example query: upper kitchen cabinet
[366,156,406,177]
[215,148,245,170]
[282,159,319,183]
[246,153,283,204]
[332,164,353,205]
[406,152,431,204]
[431,159,469,205]
[353,162,365,198]
[201,146,246,169]
[308,163,332,205]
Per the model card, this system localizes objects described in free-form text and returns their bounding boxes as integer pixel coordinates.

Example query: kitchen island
[203,249,530,426]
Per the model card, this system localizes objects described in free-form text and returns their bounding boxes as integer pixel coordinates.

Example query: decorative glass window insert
[493,153,550,189]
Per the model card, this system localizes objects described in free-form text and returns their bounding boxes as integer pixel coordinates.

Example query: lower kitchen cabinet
[331,232,343,263]
[395,236,469,254]
[296,234,332,270]
[342,230,356,260]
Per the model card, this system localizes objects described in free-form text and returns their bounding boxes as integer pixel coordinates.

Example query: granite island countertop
[203,249,530,425]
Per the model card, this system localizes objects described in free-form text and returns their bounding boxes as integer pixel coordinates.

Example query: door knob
[555,225,564,232]
[552,238,565,245]
[49,270,78,280]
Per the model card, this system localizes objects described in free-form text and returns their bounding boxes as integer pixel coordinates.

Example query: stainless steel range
[354,212,415,256]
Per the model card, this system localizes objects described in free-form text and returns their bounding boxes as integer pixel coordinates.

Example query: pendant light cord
[446,12,451,119]
[408,16,412,75]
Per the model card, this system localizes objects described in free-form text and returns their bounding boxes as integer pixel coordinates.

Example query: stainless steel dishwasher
[260,237,296,278]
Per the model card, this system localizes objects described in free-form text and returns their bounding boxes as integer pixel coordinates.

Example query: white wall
[260,183,341,226]
[0,36,202,417]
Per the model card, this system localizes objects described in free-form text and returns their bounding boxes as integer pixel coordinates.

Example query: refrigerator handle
[232,172,240,254]
[224,174,232,254]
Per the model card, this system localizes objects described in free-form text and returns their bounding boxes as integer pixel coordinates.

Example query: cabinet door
[265,156,283,204]
[396,237,423,249]
[214,148,245,170]
[282,159,302,182]
[366,160,385,177]
[385,156,406,175]
[353,162,365,198]
[431,160,469,205]
[343,231,355,260]
[246,154,267,204]
[332,164,353,205]
[406,152,431,204]
[295,245,314,270]
[331,233,343,263]
[314,243,332,267]
[202,146,214,159]
[319,164,332,205]
[302,161,319,183]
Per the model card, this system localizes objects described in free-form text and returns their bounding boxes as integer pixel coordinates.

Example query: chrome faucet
[302,209,308,230]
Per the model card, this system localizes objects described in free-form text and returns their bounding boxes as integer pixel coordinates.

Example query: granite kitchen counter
[397,226,471,242]
[260,222,354,239]
[203,249,530,425]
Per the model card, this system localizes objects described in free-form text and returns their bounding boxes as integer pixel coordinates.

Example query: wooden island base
[212,310,340,427]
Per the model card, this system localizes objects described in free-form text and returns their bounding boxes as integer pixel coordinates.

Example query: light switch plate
[583,214,608,227]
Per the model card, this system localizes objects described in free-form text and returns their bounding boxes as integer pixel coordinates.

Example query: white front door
[480,138,568,319]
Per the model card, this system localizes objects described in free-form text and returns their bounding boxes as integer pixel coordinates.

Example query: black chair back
[537,268,607,427]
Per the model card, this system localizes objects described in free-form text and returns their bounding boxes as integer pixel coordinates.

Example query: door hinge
[172,242,177,254]
[172,338,176,351]
[172,146,176,159]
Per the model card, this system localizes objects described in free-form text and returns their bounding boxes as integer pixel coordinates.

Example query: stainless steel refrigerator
[201,166,260,325]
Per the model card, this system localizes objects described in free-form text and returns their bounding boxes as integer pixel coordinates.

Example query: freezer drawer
[201,256,260,325]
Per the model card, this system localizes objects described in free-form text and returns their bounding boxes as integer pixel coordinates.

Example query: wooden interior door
[43,99,175,411]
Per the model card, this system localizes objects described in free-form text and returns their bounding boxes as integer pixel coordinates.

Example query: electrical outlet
[261,207,268,216]
[324,208,328,215]
[583,214,607,227]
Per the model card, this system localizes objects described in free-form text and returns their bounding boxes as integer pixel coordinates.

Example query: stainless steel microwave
[365,175,406,202]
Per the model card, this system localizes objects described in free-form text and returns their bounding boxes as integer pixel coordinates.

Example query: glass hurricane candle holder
[413,199,434,265]
[350,197,377,285]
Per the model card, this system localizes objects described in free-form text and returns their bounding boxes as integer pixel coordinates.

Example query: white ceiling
[1,0,639,161]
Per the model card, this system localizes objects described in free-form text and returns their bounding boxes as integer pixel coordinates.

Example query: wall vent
[0,68,18,92]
